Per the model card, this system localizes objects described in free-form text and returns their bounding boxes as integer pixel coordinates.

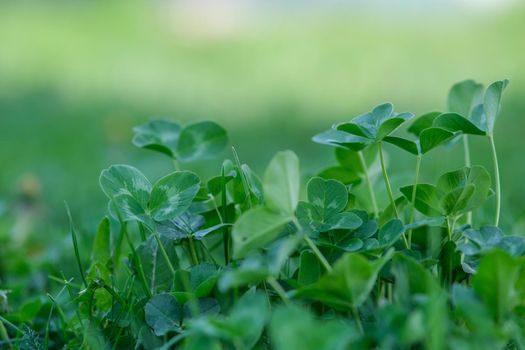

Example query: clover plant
[2,79,524,350]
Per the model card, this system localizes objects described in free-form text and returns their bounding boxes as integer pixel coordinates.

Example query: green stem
[221,168,230,264]
[153,231,176,276]
[446,216,456,242]
[64,202,87,287]
[351,307,364,334]
[187,236,199,265]
[358,151,379,218]
[488,135,501,226]
[407,155,422,248]
[463,136,473,225]
[172,158,181,171]
[378,142,399,218]
[304,235,333,273]
[266,277,290,304]
[138,222,147,242]
[121,222,151,298]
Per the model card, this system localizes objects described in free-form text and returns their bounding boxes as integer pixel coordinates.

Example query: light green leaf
[270,305,358,350]
[91,217,110,263]
[419,127,456,154]
[232,207,292,258]
[296,250,394,308]
[312,128,371,152]
[433,113,485,135]
[447,80,484,118]
[472,250,521,322]
[483,79,509,134]
[408,111,442,137]
[263,150,300,215]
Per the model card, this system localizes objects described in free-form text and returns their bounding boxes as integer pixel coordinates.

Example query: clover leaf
[133,119,228,162]
[296,177,362,233]
[100,165,201,228]
[400,166,491,218]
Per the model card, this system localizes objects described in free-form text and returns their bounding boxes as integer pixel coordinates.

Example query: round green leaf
[132,119,181,157]
[433,113,485,136]
[177,121,228,162]
[149,171,201,221]
[99,164,151,209]
[263,150,300,215]
[447,80,484,118]
[483,79,509,134]
[232,207,292,259]
[307,177,348,217]
[144,293,183,336]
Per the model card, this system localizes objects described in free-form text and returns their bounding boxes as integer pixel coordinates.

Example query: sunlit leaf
[263,150,300,215]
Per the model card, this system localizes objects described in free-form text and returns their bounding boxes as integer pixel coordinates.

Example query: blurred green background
[1,0,524,272]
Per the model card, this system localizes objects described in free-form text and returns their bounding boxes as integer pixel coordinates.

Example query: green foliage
[4,79,523,350]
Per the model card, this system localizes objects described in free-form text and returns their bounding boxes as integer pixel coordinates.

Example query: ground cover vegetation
[1,79,524,349]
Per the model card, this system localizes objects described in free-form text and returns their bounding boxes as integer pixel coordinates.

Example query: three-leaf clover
[296,177,362,233]
[400,166,491,219]
[100,164,201,228]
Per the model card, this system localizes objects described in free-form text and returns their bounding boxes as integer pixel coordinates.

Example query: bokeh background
[1,0,524,280]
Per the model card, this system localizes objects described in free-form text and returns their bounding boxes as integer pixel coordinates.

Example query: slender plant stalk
[120,220,151,298]
[488,135,501,226]
[304,235,333,273]
[64,202,87,288]
[44,304,54,350]
[187,236,199,265]
[407,155,422,248]
[350,307,364,334]
[221,167,230,264]
[358,151,379,217]
[232,146,253,209]
[266,277,290,304]
[137,222,147,241]
[293,218,333,272]
[47,294,69,342]
[463,136,473,225]
[152,231,176,276]
[446,216,457,242]
[172,158,181,171]
[378,142,399,218]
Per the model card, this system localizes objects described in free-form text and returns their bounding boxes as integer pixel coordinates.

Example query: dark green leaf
[298,250,321,285]
[177,121,228,162]
[144,293,183,336]
[132,119,181,157]
[378,219,405,247]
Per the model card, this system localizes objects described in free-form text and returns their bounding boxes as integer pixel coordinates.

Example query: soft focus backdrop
[1,0,524,273]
